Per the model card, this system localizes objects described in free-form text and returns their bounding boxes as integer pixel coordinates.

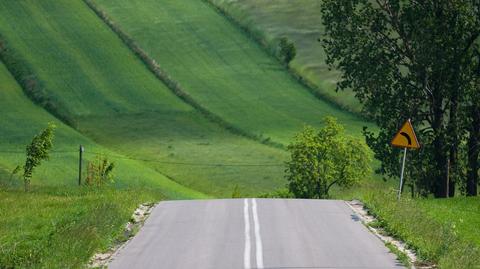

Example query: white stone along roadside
[346,200,435,269]
[88,203,156,269]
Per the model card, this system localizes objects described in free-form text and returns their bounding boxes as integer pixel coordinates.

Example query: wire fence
[0,147,285,167]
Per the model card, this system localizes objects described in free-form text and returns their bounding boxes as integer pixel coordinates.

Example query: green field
[0,0,292,198]
[207,0,361,113]
[91,0,370,144]
[0,61,206,199]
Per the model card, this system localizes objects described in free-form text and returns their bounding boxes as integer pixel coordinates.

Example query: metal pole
[398,147,407,200]
[79,145,84,186]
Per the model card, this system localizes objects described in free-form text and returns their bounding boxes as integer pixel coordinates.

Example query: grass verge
[0,185,162,269]
[362,191,480,269]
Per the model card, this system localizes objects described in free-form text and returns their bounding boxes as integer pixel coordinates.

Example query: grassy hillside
[91,0,371,145]
[0,62,206,199]
[0,0,288,197]
[206,0,360,113]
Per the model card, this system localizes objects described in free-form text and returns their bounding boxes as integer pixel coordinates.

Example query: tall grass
[364,192,480,268]
[0,186,163,268]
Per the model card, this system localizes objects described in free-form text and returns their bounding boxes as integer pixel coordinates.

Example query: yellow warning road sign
[391,119,420,149]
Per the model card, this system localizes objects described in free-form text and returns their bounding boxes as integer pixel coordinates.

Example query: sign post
[398,148,407,200]
[391,119,420,200]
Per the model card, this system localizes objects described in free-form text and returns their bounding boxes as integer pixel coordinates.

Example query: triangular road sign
[391,119,420,149]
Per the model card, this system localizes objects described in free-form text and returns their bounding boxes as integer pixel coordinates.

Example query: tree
[321,0,480,197]
[278,37,296,65]
[23,123,56,191]
[286,117,371,199]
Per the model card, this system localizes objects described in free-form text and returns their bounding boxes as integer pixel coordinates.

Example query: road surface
[109,199,404,269]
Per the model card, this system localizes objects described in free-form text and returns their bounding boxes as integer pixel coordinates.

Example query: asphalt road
[109,199,404,269]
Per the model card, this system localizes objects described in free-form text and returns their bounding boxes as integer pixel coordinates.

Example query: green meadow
[207,0,361,113]
[0,0,290,198]
[91,0,370,144]
[0,61,205,199]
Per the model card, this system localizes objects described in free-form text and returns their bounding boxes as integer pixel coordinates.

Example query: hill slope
[0,0,287,197]
[206,0,360,113]
[0,61,206,199]
[91,0,371,144]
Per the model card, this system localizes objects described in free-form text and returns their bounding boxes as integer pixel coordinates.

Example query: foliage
[321,0,480,197]
[23,123,56,191]
[229,184,241,198]
[258,188,293,198]
[85,155,115,187]
[278,37,296,65]
[286,117,371,199]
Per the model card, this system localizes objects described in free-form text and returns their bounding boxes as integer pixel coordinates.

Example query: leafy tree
[286,117,371,199]
[321,0,480,197]
[278,37,296,65]
[23,123,56,191]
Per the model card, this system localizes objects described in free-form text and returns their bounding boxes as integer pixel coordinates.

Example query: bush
[259,188,293,198]
[85,155,115,187]
[23,123,56,191]
[286,117,371,199]
[278,37,296,65]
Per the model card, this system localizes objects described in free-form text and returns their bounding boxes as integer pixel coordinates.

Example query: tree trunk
[432,102,448,198]
[467,105,480,196]
[24,177,29,192]
[448,152,456,197]
[447,82,459,197]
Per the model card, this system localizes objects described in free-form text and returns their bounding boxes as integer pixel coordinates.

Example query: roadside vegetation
[0,184,162,268]
[363,193,480,269]
[286,117,371,199]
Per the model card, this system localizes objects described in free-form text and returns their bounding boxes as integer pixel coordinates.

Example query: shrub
[85,155,115,187]
[286,117,371,199]
[23,123,56,191]
[278,37,296,65]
